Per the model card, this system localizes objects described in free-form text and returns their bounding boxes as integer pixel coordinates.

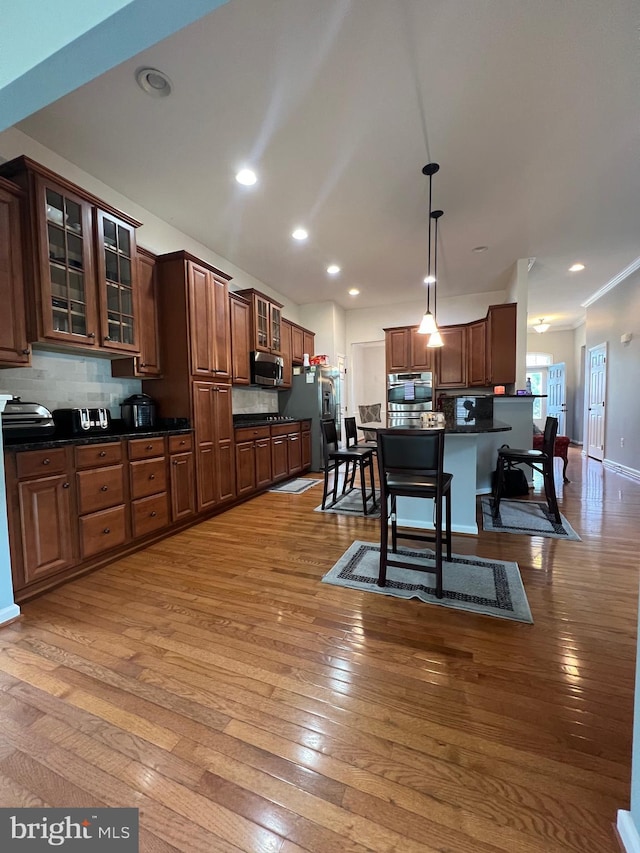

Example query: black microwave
[250,351,284,387]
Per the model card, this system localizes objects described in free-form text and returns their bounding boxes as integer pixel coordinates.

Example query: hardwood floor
[0,447,636,852]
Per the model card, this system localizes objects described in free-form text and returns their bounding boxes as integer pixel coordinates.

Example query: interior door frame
[586,342,607,461]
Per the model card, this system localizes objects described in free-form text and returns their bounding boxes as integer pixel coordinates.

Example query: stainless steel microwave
[250,351,284,387]
[387,371,433,404]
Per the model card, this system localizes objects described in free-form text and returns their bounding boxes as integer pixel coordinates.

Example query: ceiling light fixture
[533,318,550,334]
[327,264,341,275]
[348,288,360,296]
[427,209,444,348]
[417,162,440,336]
[235,168,257,186]
[569,262,585,272]
[292,228,308,241]
[135,67,172,97]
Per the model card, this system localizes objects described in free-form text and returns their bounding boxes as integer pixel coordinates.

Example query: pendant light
[417,163,439,335]
[533,318,550,333]
[427,208,444,347]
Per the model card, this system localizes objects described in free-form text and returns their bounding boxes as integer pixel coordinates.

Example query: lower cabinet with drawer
[75,441,127,559]
[169,433,195,522]
[235,425,271,496]
[128,436,169,538]
[8,447,77,588]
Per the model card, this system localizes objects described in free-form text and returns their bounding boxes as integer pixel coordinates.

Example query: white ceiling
[16,0,640,330]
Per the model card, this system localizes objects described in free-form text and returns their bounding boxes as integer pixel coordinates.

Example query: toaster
[52,407,111,436]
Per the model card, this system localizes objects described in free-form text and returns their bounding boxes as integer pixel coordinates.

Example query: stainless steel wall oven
[387,371,433,427]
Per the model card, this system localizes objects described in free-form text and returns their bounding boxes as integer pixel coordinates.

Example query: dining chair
[376,428,452,599]
[343,416,378,491]
[320,418,377,515]
[493,415,561,523]
[358,403,382,441]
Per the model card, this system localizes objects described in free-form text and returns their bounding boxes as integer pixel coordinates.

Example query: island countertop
[358,418,512,435]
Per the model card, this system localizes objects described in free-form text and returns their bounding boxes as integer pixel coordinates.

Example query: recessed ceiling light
[292,228,308,241]
[348,288,360,296]
[135,67,172,97]
[327,264,341,275]
[472,246,489,253]
[235,168,257,186]
[569,262,585,272]
[423,275,436,284]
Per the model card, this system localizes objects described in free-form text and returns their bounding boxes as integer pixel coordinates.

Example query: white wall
[508,259,529,388]
[527,329,578,439]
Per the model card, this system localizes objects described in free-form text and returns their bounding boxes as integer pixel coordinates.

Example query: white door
[587,343,607,461]
[547,362,566,434]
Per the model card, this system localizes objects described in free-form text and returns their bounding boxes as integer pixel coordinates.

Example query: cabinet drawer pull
[101,485,109,492]
[42,458,51,466]
[140,362,147,367]
[87,332,95,338]
[172,460,178,465]
[180,439,186,445]
[22,348,30,355]
[104,335,112,341]
[148,474,155,480]
[103,527,110,534]
[62,482,70,489]
[150,511,157,518]
[146,444,153,450]
[99,451,107,458]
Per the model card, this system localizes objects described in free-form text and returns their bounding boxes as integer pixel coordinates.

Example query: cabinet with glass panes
[0,156,141,353]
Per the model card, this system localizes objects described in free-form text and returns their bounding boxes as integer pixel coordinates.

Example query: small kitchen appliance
[52,407,111,436]
[121,393,156,430]
[1,396,55,440]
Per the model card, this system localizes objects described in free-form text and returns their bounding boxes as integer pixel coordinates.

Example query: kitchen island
[359,417,512,535]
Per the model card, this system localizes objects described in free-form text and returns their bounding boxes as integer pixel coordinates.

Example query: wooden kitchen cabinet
[467,319,488,386]
[234,425,272,496]
[256,436,273,486]
[487,302,517,385]
[235,440,256,496]
[302,329,315,360]
[170,450,195,521]
[287,426,302,474]
[271,433,289,482]
[235,288,283,354]
[288,322,315,364]
[436,326,467,388]
[230,292,251,385]
[281,319,293,388]
[193,382,235,511]
[410,328,434,372]
[385,327,411,374]
[301,422,312,470]
[184,255,231,380]
[0,156,142,354]
[128,436,169,539]
[77,441,127,557]
[111,247,162,378]
[0,178,30,367]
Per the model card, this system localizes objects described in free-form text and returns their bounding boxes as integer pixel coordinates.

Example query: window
[526,353,552,421]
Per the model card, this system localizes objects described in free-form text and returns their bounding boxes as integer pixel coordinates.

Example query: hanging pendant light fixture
[533,318,550,333]
[417,162,439,335]
[427,208,444,347]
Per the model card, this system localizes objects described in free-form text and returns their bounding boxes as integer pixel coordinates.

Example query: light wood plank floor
[0,448,636,852]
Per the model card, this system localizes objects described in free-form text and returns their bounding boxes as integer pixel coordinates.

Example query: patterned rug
[314,489,381,518]
[322,540,533,623]
[481,497,581,540]
[268,478,322,494]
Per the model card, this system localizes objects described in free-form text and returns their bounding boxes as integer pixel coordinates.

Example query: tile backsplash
[0,349,141,415]
[232,386,280,414]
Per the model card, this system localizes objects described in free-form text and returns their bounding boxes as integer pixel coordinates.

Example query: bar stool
[376,428,452,599]
[493,415,561,523]
[320,419,377,515]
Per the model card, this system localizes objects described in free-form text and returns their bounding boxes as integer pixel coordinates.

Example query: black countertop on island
[359,418,512,434]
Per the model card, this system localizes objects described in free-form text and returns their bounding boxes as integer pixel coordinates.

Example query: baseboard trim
[617,811,640,853]
[396,516,478,536]
[603,459,640,483]
[0,603,21,627]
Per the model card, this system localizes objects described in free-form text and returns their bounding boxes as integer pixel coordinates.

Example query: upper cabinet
[0,157,142,354]
[235,288,283,354]
[486,303,517,385]
[157,251,231,382]
[384,326,433,374]
[111,247,162,379]
[289,321,315,364]
[436,326,467,388]
[229,292,251,385]
[0,177,30,367]
[280,319,293,388]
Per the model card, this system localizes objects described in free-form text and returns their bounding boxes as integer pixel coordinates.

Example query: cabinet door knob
[99,451,106,458]
[180,440,185,445]
[150,511,157,518]
[146,444,153,450]
[149,474,155,480]
[140,362,147,367]
[22,348,30,355]
[87,332,95,338]
[62,482,70,489]
[103,527,110,534]
[172,460,178,465]
[101,485,108,492]
[104,335,112,341]
[42,458,50,465]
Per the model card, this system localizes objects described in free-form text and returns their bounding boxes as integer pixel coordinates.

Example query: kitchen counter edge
[3,426,193,452]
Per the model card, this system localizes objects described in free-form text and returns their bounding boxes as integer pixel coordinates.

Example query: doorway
[547,362,567,435]
[587,343,607,461]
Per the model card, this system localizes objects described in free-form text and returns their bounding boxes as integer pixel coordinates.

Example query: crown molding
[581,255,640,308]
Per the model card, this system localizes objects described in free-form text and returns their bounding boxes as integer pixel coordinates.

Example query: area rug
[322,540,533,623]
[314,489,381,518]
[481,496,581,541]
[268,478,322,494]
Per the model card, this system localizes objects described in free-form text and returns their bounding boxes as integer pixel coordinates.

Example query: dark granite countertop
[233,415,312,428]
[3,423,192,452]
[359,418,512,434]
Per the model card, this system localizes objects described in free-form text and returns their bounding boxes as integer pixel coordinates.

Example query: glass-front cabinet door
[38,178,97,345]
[255,294,269,350]
[270,304,282,353]
[96,210,138,352]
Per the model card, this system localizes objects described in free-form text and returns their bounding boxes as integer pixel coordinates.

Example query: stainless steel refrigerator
[280,366,340,470]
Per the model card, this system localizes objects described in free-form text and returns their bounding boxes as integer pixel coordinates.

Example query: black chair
[320,419,377,515]
[376,429,452,599]
[344,416,377,489]
[493,416,561,523]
